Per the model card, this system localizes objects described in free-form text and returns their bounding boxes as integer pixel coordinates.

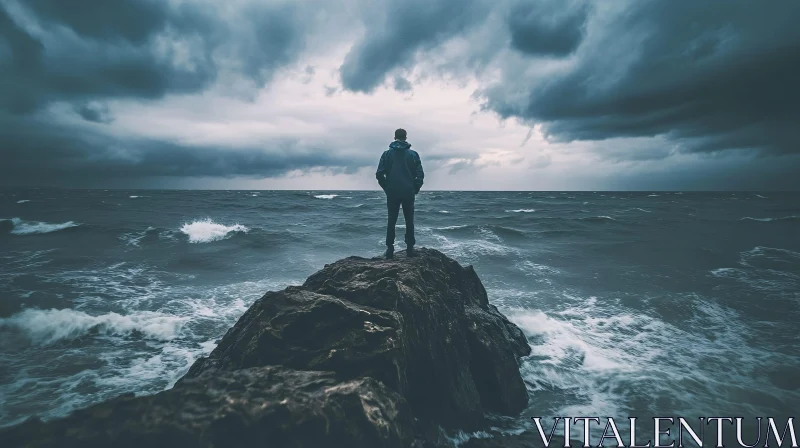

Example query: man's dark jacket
[376,140,424,197]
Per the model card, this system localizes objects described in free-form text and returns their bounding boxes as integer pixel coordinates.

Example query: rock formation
[2,248,532,447]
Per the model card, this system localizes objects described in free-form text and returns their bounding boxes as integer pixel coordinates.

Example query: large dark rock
[2,248,531,447]
[184,248,531,430]
[2,366,415,448]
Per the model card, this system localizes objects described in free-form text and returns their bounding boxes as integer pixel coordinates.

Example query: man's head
[394,128,407,141]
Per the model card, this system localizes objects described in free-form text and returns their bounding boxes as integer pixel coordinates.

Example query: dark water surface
[1,190,798,438]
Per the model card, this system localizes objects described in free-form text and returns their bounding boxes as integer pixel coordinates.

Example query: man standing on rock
[376,128,424,259]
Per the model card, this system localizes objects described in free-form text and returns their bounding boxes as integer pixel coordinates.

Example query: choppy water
[1,189,798,435]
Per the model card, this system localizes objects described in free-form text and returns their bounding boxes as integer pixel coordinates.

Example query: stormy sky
[1,0,799,190]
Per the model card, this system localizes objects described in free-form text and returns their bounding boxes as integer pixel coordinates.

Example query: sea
[1,189,798,441]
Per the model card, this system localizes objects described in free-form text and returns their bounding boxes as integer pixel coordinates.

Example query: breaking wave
[0,308,188,345]
[179,219,249,243]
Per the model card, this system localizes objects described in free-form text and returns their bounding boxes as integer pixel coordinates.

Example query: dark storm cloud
[339,0,489,92]
[0,0,307,113]
[507,0,588,56]
[0,1,211,113]
[0,0,322,185]
[24,0,169,44]
[0,113,370,187]
[479,0,800,156]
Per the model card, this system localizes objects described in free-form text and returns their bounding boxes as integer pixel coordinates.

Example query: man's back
[377,140,423,198]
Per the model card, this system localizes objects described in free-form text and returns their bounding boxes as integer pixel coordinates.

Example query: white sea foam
[448,430,493,446]
[438,210,450,214]
[506,209,535,213]
[314,194,338,199]
[16,200,30,203]
[180,219,248,243]
[436,225,468,230]
[2,217,80,235]
[0,308,189,345]
[509,309,632,373]
[129,195,141,199]
[500,289,783,425]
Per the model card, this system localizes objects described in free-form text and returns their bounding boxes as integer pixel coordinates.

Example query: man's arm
[413,151,424,194]
[376,151,388,190]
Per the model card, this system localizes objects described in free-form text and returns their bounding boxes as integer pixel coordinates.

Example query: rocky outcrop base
[2,248,532,447]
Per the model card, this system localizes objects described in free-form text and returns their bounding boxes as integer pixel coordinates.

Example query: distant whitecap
[2,217,80,235]
[740,216,798,222]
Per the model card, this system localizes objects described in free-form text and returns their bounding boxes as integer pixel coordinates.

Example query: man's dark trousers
[386,195,415,247]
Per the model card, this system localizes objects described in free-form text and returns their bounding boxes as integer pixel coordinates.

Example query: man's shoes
[406,246,416,257]
[384,246,394,259]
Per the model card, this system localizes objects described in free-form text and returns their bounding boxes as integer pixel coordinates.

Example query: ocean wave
[119,226,159,247]
[506,209,535,213]
[516,260,561,276]
[314,194,338,199]
[580,215,616,222]
[739,216,799,222]
[743,246,800,259]
[711,263,798,294]
[436,225,468,230]
[0,308,188,345]
[16,200,30,204]
[438,210,451,214]
[180,219,249,243]
[1,217,80,235]
[429,232,519,261]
